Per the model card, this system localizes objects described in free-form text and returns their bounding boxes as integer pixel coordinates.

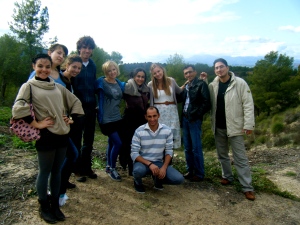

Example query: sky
[0,0,300,63]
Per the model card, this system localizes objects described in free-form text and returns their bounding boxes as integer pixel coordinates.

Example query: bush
[273,136,290,146]
[255,135,267,145]
[284,112,300,124]
[0,107,12,126]
[271,122,284,135]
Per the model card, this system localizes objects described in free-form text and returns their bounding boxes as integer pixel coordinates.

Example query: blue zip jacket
[95,76,126,124]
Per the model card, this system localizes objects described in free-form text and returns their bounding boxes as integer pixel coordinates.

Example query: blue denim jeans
[182,117,205,178]
[133,161,184,185]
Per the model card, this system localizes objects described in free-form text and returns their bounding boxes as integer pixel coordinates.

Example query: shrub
[255,135,267,145]
[271,122,284,135]
[0,107,12,126]
[284,112,300,124]
[273,136,290,146]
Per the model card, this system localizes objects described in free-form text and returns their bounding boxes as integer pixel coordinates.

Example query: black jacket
[181,78,211,122]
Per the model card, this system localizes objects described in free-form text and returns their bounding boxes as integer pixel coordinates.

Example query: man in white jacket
[203,58,255,201]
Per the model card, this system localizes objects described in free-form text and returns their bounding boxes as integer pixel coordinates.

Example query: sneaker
[183,172,193,179]
[66,181,76,189]
[134,181,145,193]
[154,182,164,190]
[86,170,97,179]
[190,175,204,182]
[108,168,122,182]
[59,194,69,207]
[105,166,111,174]
[152,176,164,190]
[76,176,86,182]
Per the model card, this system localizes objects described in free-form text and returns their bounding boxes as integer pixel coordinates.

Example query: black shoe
[50,197,65,221]
[190,175,204,182]
[76,176,87,182]
[152,176,164,190]
[183,172,193,179]
[88,172,97,179]
[134,181,145,193]
[66,181,76,189]
[38,199,57,224]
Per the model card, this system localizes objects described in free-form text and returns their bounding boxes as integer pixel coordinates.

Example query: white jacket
[209,72,255,137]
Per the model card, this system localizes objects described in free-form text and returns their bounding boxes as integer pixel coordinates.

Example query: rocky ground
[0,125,300,225]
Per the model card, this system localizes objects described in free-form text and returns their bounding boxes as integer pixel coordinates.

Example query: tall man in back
[181,65,211,182]
[206,58,255,200]
[70,36,97,182]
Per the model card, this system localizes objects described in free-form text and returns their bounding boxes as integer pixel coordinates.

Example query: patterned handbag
[10,85,40,142]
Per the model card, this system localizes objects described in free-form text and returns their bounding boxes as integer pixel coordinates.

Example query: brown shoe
[190,175,204,182]
[220,178,231,185]
[244,191,255,201]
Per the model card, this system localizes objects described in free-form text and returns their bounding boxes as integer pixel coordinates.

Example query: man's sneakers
[183,172,193,179]
[152,176,164,190]
[134,181,145,194]
[108,168,122,182]
[244,191,256,201]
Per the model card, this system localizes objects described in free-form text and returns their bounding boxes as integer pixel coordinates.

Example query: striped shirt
[131,123,173,162]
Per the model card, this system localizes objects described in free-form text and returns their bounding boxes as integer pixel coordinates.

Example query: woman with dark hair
[119,68,150,175]
[12,54,84,223]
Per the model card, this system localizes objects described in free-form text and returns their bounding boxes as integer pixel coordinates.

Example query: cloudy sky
[0,0,299,63]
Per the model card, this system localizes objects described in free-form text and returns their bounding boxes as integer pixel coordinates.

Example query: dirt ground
[1,126,300,225]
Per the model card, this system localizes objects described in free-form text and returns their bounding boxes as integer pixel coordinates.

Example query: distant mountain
[157,54,300,68]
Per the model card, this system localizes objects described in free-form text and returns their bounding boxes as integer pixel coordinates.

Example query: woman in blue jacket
[95,60,125,181]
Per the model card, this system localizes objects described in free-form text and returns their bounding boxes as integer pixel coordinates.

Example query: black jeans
[69,107,96,174]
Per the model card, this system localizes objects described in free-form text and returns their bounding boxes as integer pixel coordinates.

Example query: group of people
[11,35,256,224]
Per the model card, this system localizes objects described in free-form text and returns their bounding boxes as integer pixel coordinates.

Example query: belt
[154,101,176,105]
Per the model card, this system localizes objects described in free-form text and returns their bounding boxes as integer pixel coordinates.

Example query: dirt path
[1,145,300,225]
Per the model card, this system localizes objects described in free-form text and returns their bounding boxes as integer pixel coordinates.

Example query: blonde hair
[102,60,120,76]
[150,63,171,98]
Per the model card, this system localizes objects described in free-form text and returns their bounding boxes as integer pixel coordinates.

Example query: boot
[50,196,65,221]
[38,199,57,224]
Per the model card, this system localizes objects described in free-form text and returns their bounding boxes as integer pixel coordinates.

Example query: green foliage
[0,34,28,105]
[271,122,284,135]
[202,119,215,151]
[11,136,35,149]
[0,107,12,126]
[0,134,11,148]
[273,135,290,146]
[9,0,49,60]
[285,171,297,177]
[249,51,295,115]
[92,47,111,78]
[166,53,185,85]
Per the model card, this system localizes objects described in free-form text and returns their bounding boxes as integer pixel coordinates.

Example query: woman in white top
[148,63,182,149]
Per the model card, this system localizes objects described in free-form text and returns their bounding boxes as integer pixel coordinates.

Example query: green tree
[166,53,185,85]
[248,51,294,115]
[110,51,123,65]
[9,0,49,63]
[91,47,111,77]
[0,34,28,105]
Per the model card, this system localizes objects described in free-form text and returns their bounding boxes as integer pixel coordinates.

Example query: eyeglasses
[215,65,226,70]
[184,70,194,75]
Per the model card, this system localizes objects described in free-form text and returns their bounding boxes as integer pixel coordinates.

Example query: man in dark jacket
[70,36,97,182]
[181,65,211,182]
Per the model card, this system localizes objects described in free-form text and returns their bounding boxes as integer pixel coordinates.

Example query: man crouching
[131,106,184,193]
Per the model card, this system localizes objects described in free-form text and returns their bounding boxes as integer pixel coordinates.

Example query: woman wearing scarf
[119,68,150,176]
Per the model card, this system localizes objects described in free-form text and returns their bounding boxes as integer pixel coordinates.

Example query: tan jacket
[209,72,255,137]
[12,78,84,135]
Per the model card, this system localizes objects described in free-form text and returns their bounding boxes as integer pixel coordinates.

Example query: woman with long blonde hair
[148,63,182,148]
